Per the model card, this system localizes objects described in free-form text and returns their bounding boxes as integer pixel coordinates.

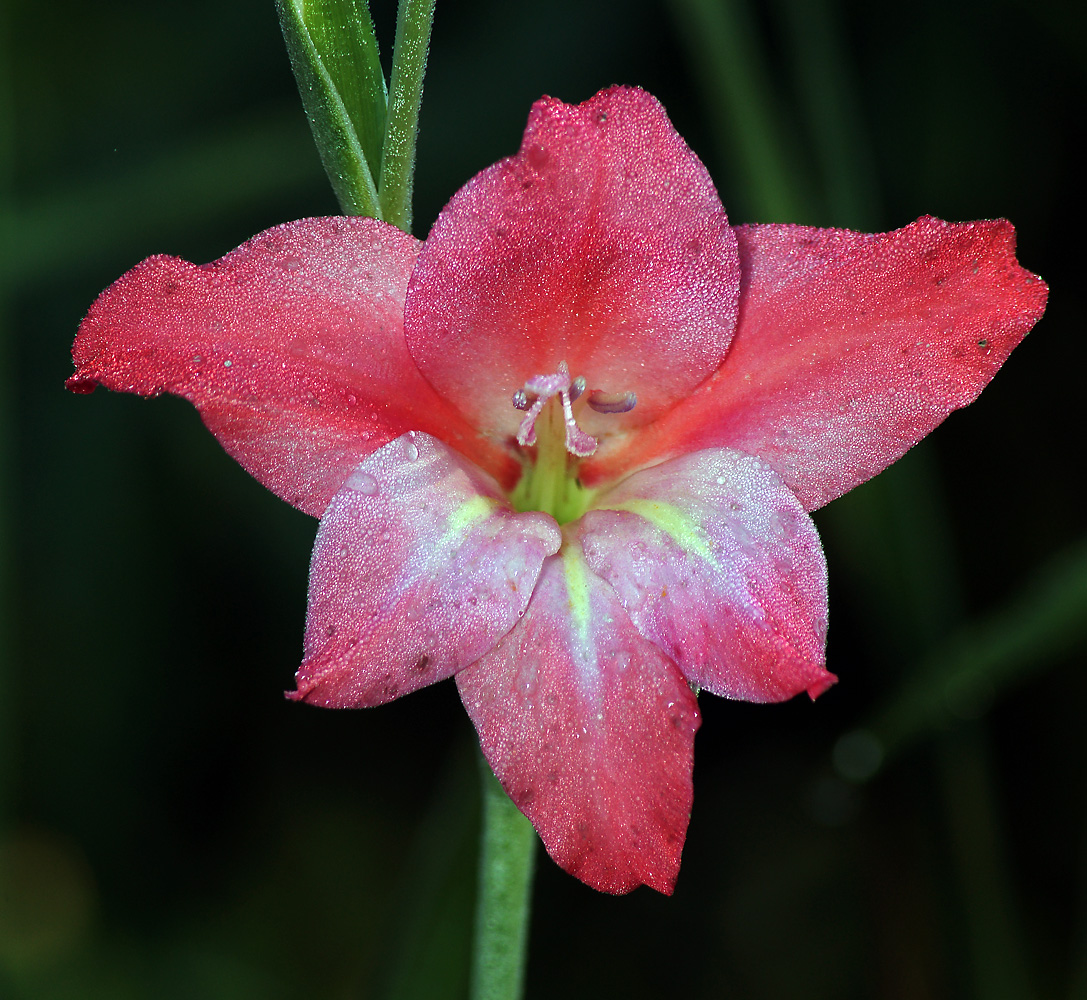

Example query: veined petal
[457,544,700,895]
[292,433,560,707]
[68,217,516,517]
[576,449,833,702]
[585,217,1047,509]
[405,86,739,439]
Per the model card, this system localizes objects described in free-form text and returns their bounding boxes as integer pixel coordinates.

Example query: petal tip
[807,671,838,700]
[64,373,98,394]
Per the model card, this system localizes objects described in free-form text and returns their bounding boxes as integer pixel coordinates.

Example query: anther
[587,390,638,414]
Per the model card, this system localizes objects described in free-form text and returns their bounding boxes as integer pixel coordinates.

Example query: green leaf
[276,0,387,217]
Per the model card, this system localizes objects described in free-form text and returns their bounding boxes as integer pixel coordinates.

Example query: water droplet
[347,470,379,495]
[402,435,419,462]
[191,354,204,365]
[223,359,233,368]
[715,476,725,485]
[525,144,549,171]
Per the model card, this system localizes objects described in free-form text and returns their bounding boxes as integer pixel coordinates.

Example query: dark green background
[1,1,1084,997]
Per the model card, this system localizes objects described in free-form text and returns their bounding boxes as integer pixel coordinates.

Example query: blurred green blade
[669,0,808,222]
[276,0,386,217]
[866,537,1087,763]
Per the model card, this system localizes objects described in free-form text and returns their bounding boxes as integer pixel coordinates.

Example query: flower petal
[575,448,832,702]
[585,217,1047,509]
[68,217,516,516]
[292,433,560,707]
[457,544,700,895]
[405,86,739,439]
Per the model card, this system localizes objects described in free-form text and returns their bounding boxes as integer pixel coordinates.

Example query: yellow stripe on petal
[602,499,720,568]
[562,544,594,669]
[436,494,499,552]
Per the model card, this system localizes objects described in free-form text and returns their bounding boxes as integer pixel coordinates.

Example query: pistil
[509,362,637,524]
[513,361,597,457]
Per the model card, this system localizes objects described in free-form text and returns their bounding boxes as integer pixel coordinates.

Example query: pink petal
[292,433,560,707]
[457,545,700,895]
[575,448,833,702]
[68,217,516,517]
[584,217,1047,509]
[405,86,739,441]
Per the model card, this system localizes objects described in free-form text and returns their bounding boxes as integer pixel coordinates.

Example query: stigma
[511,362,637,458]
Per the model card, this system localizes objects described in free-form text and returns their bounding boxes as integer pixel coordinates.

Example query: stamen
[514,392,551,447]
[587,389,638,414]
[513,361,599,456]
[561,389,598,457]
[512,364,638,457]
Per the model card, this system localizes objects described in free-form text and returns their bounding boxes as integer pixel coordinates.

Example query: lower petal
[575,448,833,702]
[456,544,700,895]
[292,433,561,707]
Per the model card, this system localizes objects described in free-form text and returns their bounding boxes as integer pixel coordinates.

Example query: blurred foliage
[1,0,1085,998]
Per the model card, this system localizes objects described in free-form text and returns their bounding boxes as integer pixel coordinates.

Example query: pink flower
[68,87,1047,894]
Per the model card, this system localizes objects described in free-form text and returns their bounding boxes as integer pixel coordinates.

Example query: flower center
[509,362,636,524]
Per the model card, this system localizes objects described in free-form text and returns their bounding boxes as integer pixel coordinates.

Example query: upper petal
[404,86,740,440]
[575,448,833,702]
[585,217,1047,509]
[456,543,700,895]
[68,217,517,517]
[292,432,560,707]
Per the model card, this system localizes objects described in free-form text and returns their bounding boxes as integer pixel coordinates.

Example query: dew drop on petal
[347,470,379,495]
[402,435,419,462]
[525,144,549,171]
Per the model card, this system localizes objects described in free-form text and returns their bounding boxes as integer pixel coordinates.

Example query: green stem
[379,0,435,233]
[470,754,536,1000]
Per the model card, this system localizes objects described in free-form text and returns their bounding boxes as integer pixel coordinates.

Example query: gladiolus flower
[67,86,1047,894]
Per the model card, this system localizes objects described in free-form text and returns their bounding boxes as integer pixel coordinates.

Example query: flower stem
[470,753,536,1000]
[379,0,435,233]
